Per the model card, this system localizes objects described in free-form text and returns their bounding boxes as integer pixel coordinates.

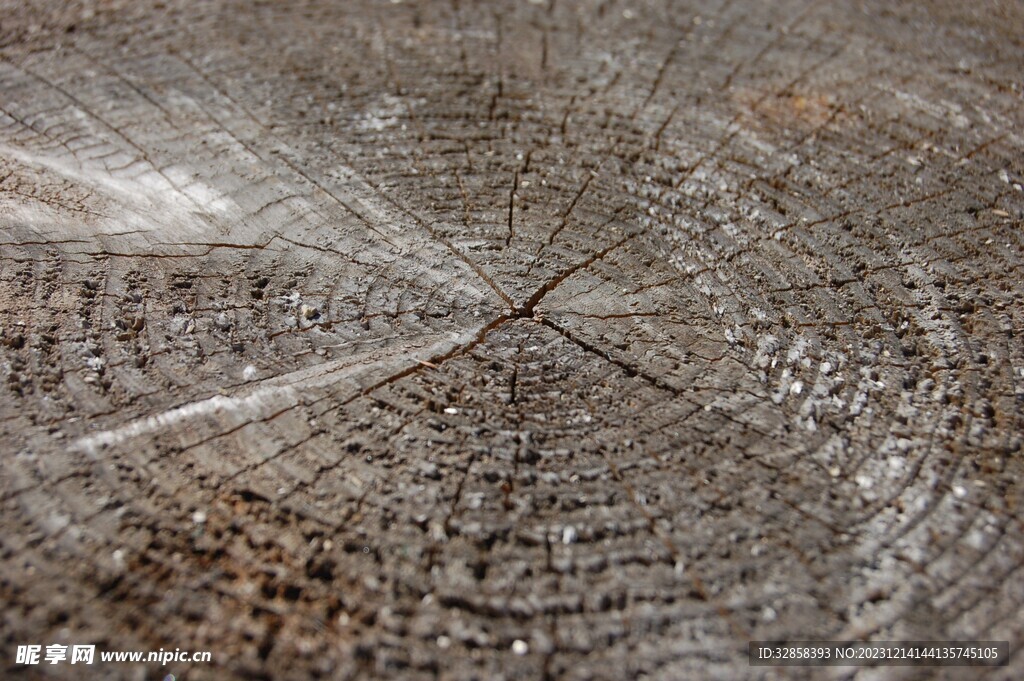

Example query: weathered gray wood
[1,0,1022,679]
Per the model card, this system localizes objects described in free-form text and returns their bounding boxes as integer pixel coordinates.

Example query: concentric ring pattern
[1,1,1022,679]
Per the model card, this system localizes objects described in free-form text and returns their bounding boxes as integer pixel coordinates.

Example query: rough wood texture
[2,1,1023,679]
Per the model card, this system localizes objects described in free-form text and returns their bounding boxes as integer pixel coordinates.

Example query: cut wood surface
[1,1,1023,679]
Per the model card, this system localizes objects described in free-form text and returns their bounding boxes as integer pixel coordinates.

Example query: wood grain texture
[1,1,1023,679]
